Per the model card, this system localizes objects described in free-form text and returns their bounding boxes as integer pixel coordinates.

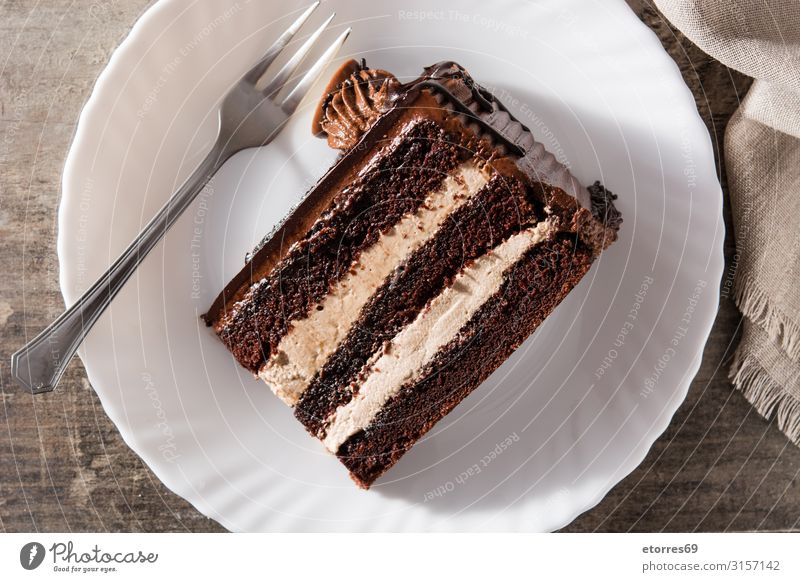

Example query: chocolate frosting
[312,59,400,150]
[315,60,621,229]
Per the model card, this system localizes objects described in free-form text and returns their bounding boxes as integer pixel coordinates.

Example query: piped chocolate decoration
[313,58,400,150]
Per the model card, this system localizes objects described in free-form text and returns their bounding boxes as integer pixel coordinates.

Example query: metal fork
[11,2,350,394]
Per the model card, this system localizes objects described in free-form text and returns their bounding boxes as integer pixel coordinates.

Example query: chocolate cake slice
[204,60,622,488]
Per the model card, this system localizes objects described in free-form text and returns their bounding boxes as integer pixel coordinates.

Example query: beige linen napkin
[654,0,800,445]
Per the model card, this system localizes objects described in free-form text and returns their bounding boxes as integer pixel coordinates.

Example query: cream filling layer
[322,219,556,453]
[259,161,489,406]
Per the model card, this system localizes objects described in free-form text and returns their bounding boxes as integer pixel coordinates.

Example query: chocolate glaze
[316,61,613,217]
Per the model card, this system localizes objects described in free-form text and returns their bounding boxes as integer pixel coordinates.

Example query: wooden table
[1,0,797,532]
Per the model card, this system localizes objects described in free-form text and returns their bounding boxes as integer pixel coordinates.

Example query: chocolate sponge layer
[335,235,594,488]
[215,120,468,372]
[295,173,546,436]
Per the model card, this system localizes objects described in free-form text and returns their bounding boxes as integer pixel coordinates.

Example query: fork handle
[11,138,229,394]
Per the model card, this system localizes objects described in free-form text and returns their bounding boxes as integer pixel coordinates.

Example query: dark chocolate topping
[315,60,601,213]
[313,58,400,150]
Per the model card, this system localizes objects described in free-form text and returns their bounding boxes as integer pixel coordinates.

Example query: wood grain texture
[0,0,797,532]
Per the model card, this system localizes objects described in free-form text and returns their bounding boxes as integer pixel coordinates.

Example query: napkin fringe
[730,351,800,446]
[735,275,800,362]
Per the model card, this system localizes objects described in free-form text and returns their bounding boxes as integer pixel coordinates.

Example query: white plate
[59,0,723,531]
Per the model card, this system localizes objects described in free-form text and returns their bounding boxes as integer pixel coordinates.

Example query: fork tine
[262,12,336,97]
[281,27,352,115]
[244,2,321,85]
